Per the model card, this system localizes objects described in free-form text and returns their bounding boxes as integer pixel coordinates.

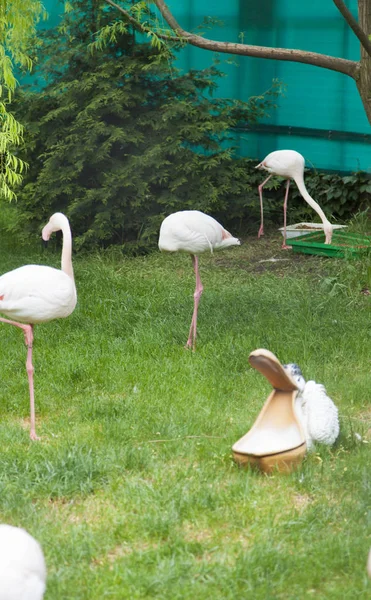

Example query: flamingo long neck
[293,175,331,228]
[60,222,74,280]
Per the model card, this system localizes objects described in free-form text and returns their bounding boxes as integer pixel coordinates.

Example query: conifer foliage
[15,0,280,250]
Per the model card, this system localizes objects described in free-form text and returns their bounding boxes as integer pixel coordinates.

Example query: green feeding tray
[289,229,371,258]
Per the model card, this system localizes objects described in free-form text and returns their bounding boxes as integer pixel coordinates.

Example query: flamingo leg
[0,319,39,441]
[185,255,203,351]
[281,179,291,250]
[258,174,273,238]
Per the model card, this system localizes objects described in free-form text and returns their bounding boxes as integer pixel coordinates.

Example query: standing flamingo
[0,524,46,599]
[0,213,77,440]
[256,150,333,249]
[158,210,240,350]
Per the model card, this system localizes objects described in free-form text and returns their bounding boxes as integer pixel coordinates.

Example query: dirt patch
[45,494,120,527]
[18,417,31,430]
[213,233,326,276]
[183,522,213,544]
[293,493,313,512]
[352,407,371,422]
[182,520,252,553]
[92,540,159,569]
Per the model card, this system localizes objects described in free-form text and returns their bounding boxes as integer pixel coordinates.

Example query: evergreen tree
[14,0,280,251]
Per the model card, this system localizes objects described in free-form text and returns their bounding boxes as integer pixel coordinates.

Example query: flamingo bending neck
[42,213,74,280]
[293,175,332,232]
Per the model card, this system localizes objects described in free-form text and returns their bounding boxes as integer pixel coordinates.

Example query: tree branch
[151,0,360,79]
[332,0,371,57]
[104,0,181,42]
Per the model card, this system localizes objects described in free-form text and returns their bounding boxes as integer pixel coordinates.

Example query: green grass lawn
[0,225,370,599]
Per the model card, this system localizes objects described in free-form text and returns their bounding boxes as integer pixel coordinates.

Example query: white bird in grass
[158,210,240,350]
[283,363,339,450]
[0,524,46,600]
[255,150,333,249]
[0,213,77,440]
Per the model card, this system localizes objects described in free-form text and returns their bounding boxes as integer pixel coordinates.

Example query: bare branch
[151,0,360,79]
[332,0,371,57]
[152,0,183,32]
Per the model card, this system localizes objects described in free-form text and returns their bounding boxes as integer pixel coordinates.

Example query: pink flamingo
[256,150,333,249]
[0,213,77,440]
[158,210,240,350]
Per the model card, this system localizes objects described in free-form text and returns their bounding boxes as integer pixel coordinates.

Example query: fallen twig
[136,435,225,444]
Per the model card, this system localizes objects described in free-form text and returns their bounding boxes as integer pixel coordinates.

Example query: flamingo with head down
[256,150,333,249]
[0,213,77,440]
[159,210,240,350]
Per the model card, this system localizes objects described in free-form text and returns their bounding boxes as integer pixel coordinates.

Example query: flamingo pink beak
[42,225,51,242]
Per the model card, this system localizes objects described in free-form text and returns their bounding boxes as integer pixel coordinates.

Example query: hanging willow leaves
[0,0,46,200]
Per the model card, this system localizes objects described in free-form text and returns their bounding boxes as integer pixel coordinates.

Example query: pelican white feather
[284,363,339,450]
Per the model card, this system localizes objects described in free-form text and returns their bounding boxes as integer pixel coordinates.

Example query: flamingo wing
[0,265,77,323]
[159,210,225,254]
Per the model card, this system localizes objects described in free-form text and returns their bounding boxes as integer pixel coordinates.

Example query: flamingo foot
[258,225,264,239]
[184,340,196,351]
[30,430,40,441]
[281,244,291,250]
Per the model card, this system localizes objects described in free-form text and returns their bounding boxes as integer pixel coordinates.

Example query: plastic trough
[289,230,371,258]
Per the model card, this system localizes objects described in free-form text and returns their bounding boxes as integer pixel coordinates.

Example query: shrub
[221,164,371,231]
[11,0,281,252]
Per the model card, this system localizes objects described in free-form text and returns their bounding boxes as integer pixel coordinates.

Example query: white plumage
[0,265,76,324]
[257,149,305,179]
[0,213,76,324]
[159,210,240,350]
[158,210,240,254]
[255,150,333,248]
[0,212,77,440]
[0,525,46,600]
[283,363,339,450]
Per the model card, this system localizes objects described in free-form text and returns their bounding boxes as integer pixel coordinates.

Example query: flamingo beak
[42,224,51,242]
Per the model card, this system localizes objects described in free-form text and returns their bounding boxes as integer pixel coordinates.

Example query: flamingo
[0,213,77,440]
[255,150,333,249]
[0,524,46,599]
[283,363,339,449]
[158,210,240,350]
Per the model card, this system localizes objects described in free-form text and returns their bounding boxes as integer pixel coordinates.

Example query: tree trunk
[357,0,371,124]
